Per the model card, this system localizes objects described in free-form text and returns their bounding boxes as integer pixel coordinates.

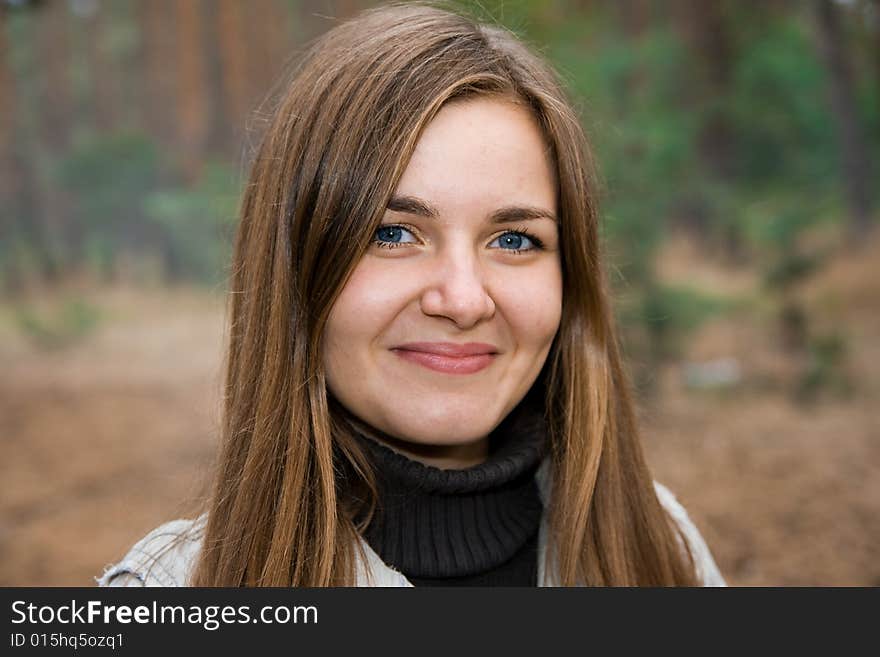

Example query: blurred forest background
[1,0,878,586]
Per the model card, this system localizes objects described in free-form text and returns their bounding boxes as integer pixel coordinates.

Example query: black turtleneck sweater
[353,395,548,586]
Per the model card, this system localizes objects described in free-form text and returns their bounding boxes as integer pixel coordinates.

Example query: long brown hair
[190,1,697,586]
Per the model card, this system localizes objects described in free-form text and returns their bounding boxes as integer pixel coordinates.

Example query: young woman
[98,2,725,587]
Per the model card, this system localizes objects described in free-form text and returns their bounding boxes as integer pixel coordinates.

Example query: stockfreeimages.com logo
[11,599,318,631]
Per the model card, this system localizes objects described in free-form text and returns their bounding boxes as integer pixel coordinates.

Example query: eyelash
[495,227,545,255]
[371,224,418,250]
[372,224,545,254]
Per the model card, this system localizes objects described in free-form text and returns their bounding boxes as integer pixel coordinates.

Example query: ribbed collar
[354,393,548,579]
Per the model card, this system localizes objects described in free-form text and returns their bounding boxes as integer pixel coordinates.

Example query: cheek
[495,262,562,347]
[324,259,412,357]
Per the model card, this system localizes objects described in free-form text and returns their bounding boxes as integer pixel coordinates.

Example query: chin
[391,394,516,444]
[386,413,500,446]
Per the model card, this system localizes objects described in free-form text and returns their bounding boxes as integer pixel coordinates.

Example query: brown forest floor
[1,236,878,586]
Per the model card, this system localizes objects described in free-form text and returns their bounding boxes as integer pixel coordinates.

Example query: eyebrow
[386,194,557,224]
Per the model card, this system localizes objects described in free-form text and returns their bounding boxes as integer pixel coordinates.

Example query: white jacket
[96,460,726,587]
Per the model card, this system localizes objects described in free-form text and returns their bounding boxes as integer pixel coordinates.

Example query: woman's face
[323,97,562,468]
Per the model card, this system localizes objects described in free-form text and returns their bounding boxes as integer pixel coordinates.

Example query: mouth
[391,342,499,375]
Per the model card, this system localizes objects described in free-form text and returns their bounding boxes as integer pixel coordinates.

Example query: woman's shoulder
[653,481,727,587]
[95,515,206,587]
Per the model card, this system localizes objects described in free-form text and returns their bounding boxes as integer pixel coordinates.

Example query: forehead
[394,97,558,216]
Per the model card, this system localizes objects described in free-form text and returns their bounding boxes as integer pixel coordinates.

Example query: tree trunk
[139,0,178,147]
[216,0,249,147]
[0,8,59,290]
[673,0,748,261]
[202,0,232,158]
[39,0,72,151]
[814,0,874,239]
[873,0,880,95]
[175,0,210,182]
[84,2,119,133]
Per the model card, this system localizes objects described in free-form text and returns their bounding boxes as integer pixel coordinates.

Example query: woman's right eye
[373,224,418,248]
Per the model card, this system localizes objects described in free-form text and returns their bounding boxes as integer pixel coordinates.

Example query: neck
[370,432,489,469]
[329,396,492,469]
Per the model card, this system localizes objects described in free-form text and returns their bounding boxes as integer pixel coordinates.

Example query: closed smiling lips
[391,342,499,375]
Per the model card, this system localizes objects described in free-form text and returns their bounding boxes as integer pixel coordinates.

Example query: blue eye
[489,231,543,253]
[373,225,417,247]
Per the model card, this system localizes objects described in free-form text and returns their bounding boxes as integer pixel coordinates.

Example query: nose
[419,248,496,329]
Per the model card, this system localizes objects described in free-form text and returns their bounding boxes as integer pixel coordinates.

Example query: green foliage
[57,131,160,221]
[644,284,734,334]
[739,193,836,295]
[764,251,824,292]
[620,283,736,363]
[540,20,705,291]
[52,132,239,285]
[796,331,853,401]
[745,200,819,252]
[56,132,162,276]
[15,297,102,350]
[144,163,240,284]
[729,17,836,188]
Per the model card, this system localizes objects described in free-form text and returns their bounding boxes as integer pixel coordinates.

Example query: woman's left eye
[489,231,543,253]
